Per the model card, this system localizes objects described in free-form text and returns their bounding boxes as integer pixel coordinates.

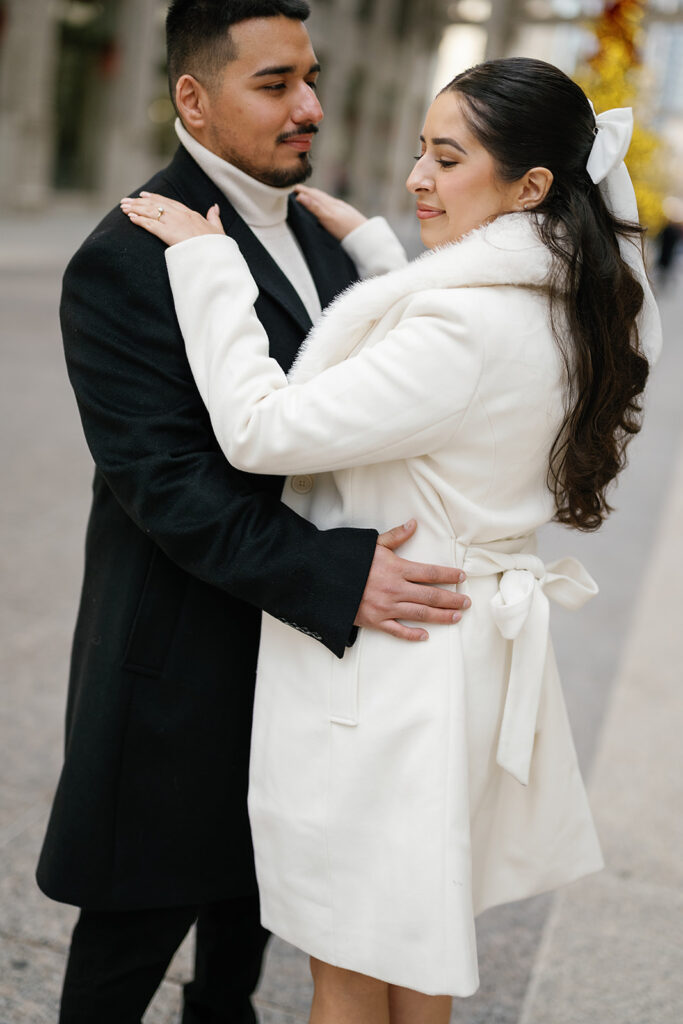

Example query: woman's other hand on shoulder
[120,192,225,247]
[294,185,367,241]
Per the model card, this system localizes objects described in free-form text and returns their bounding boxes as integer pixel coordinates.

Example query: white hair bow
[585,99,662,364]
[586,103,634,185]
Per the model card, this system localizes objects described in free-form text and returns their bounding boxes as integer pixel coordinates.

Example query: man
[37,2,468,1022]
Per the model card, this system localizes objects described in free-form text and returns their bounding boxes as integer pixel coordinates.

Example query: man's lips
[416,204,444,220]
[281,135,314,152]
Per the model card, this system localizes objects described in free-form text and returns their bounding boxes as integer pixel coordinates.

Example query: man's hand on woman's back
[355,519,470,641]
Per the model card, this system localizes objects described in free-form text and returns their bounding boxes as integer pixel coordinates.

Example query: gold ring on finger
[156,206,165,220]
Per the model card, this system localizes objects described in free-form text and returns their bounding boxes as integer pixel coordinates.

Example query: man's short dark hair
[166,0,311,105]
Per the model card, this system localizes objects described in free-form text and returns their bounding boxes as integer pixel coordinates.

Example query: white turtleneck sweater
[175,119,406,322]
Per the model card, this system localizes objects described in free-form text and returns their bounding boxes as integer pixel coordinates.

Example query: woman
[122,59,660,1023]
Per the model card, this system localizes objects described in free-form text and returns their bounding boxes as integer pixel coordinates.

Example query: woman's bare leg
[309,957,390,1024]
[388,985,452,1024]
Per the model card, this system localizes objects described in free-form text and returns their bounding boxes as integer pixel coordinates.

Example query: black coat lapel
[162,146,312,335]
[225,214,312,334]
[287,195,359,310]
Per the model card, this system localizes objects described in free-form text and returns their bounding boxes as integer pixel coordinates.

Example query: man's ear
[517,167,554,211]
[175,74,209,131]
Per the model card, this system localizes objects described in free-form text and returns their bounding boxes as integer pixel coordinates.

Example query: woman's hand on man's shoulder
[293,185,367,241]
[119,192,225,247]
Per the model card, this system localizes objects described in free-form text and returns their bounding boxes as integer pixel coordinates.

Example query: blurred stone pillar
[385,44,435,220]
[308,0,360,194]
[0,0,60,209]
[384,3,444,221]
[300,1,450,219]
[484,0,520,59]
[347,0,397,211]
[99,0,162,201]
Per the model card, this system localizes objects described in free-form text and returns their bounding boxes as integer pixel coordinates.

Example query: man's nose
[292,83,323,125]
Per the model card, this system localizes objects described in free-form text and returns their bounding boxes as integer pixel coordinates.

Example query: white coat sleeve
[340,217,408,278]
[166,234,484,476]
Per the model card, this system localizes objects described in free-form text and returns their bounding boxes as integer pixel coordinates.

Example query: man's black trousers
[58,894,269,1024]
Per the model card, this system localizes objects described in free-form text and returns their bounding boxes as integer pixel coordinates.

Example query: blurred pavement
[1,202,681,1023]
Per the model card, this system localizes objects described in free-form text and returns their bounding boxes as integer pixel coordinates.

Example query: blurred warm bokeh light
[575,0,668,231]
[0,0,682,232]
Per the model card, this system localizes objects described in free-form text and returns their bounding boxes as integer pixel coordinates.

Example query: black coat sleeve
[60,214,377,658]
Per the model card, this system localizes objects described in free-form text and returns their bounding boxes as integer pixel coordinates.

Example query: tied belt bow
[455,539,599,786]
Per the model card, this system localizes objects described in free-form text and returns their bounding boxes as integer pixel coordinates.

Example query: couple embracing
[37,1,661,1022]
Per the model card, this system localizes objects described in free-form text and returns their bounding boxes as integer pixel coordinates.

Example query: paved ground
[1,203,681,1023]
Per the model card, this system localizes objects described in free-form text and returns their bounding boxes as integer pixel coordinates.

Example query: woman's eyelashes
[412,154,458,168]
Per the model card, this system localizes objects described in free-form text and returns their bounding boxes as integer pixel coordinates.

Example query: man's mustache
[277,125,320,144]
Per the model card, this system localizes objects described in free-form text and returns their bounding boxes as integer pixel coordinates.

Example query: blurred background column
[307,0,358,197]
[1,0,682,226]
[484,0,519,58]
[309,0,449,227]
[383,14,441,220]
[346,0,403,211]
[98,0,164,201]
[0,0,60,209]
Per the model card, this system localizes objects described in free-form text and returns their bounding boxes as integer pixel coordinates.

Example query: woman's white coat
[166,215,613,996]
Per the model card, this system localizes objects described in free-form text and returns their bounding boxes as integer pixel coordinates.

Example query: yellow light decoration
[575,0,667,233]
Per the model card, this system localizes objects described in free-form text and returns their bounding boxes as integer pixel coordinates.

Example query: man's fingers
[399,559,466,586]
[377,519,417,551]
[377,620,429,642]
[395,603,467,624]
[396,584,470,611]
[401,592,470,617]
[356,532,470,640]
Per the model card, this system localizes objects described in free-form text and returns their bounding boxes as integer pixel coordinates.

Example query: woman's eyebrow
[420,133,468,155]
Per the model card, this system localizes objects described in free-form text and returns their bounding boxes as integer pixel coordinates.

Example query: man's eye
[306,80,318,91]
[263,83,286,92]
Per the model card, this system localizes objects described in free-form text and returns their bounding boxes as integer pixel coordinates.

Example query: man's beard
[213,126,318,188]
[255,156,314,188]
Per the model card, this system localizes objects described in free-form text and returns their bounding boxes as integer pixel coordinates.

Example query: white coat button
[291,475,314,495]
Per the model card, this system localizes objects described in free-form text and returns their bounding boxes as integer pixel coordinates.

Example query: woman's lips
[416,205,444,220]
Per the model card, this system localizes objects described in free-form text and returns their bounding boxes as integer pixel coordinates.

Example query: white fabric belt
[454,537,598,786]
[330,534,598,789]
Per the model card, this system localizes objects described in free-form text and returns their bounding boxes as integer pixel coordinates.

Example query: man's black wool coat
[37,146,377,910]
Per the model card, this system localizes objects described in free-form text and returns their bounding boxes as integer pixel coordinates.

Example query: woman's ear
[517,167,554,211]
[175,74,208,132]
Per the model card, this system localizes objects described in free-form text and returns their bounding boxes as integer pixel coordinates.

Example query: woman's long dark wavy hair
[443,58,649,531]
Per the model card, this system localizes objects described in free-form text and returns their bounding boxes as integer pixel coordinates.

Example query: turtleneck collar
[175,118,293,229]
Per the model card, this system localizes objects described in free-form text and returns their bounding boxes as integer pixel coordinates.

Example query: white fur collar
[288,213,553,384]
